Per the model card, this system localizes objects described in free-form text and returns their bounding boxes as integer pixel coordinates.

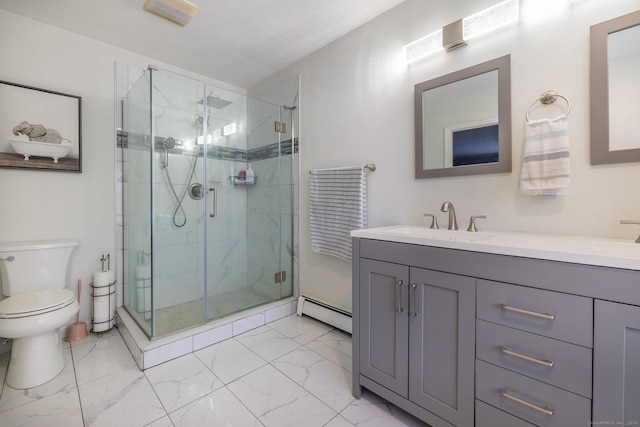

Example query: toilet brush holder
[66,322,88,341]
[66,278,88,342]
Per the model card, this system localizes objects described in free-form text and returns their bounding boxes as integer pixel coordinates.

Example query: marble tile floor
[0,314,427,427]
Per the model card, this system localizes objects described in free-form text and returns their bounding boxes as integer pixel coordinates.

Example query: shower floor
[130,287,280,337]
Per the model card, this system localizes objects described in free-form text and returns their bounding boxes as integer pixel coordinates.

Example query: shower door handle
[209,187,217,218]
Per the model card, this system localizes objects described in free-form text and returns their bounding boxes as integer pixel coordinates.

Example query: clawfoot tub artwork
[1,79,81,172]
[12,121,68,144]
[8,121,73,164]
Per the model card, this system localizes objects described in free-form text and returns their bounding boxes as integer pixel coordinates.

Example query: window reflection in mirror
[415,55,511,179]
[422,70,498,169]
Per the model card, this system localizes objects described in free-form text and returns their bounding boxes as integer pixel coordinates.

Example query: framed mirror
[591,10,640,165]
[415,55,511,179]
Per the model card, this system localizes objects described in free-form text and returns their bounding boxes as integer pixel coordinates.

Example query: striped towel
[520,115,570,196]
[309,166,367,261]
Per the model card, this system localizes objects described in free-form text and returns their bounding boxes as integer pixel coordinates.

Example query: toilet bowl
[0,239,79,389]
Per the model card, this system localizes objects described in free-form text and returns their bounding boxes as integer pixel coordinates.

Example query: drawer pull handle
[410,283,418,317]
[500,346,555,367]
[501,304,556,320]
[396,280,404,313]
[501,389,554,416]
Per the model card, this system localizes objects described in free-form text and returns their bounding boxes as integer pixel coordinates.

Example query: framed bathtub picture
[0,80,82,172]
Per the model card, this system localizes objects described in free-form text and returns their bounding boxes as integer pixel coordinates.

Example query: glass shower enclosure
[121,67,293,338]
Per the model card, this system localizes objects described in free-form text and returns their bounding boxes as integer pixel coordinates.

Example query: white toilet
[0,239,79,389]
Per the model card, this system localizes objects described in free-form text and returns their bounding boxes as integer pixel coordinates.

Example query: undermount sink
[591,240,640,257]
[377,226,496,242]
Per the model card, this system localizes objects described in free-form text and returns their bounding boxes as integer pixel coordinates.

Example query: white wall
[252,0,640,313]
[0,10,243,325]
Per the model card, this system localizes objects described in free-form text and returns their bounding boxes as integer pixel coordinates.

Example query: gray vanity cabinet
[353,236,640,427]
[593,300,640,425]
[356,257,475,427]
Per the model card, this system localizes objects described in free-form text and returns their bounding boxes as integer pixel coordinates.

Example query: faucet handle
[620,220,640,243]
[423,214,439,229]
[467,215,486,232]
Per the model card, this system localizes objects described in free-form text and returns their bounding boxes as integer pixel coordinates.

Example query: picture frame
[0,80,82,172]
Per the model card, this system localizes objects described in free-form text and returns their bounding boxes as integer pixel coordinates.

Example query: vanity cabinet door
[408,267,476,427]
[593,300,640,425]
[358,258,409,397]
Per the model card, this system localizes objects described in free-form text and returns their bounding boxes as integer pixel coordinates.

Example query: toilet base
[6,330,65,389]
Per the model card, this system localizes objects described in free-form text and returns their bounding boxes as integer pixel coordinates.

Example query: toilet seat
[0,289,76,319]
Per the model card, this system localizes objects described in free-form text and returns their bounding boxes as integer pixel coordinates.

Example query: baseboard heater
[297,296,352,334]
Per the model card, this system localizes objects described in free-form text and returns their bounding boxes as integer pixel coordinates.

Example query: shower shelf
[230,175,257,186]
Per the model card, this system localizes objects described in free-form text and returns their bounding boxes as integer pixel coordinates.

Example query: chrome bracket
[274,121,286,133]
[275,271,287,283]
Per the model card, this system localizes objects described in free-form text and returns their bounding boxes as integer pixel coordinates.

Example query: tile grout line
[69,342,87,427]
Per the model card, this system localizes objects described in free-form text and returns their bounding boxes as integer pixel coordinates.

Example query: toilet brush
[66,278,88,342]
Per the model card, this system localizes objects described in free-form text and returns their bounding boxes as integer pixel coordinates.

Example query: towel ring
[526,90,571,122]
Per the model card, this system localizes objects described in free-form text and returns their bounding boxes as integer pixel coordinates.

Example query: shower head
[198,95,232,109]
[163,137,176,149]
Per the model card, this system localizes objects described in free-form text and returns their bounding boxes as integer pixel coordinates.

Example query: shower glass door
[205,98,293,320]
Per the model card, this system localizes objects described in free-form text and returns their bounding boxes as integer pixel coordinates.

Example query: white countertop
[351,225,640,271]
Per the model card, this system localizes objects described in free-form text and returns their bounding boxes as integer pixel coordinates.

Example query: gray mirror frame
[590,10,640,165]
[415,55,511,179]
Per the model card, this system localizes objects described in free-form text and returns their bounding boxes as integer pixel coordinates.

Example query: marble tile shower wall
[205,156,249,299]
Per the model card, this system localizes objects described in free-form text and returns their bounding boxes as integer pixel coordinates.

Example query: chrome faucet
[441,201,458,230]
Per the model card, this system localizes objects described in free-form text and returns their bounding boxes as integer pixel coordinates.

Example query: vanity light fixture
[462,0,519,43]
[405,0,519,62]
[143,0,198,26]
[404,29,444,63]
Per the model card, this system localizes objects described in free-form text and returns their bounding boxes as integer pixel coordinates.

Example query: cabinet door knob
[396,280,404,313]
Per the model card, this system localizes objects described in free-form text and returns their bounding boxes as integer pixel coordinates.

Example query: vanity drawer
[476,320,592,398]
[476,360,591,427]
[475,399,535,427]
[476,280,593,347]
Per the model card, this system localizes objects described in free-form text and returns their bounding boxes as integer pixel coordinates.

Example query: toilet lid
[0,289,76,319]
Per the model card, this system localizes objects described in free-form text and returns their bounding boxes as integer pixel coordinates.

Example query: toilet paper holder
[90,254,116,333]
[100,254,110,271]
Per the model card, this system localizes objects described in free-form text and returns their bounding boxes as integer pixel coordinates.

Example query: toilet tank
[0,239,79,297]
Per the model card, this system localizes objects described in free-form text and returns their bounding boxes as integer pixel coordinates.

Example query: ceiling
[0,0,406,88]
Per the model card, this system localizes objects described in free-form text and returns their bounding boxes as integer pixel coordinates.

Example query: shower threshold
[116,296,296,370]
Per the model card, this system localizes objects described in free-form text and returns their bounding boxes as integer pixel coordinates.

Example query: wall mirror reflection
[415,55,511,179]
[590,10,640,165]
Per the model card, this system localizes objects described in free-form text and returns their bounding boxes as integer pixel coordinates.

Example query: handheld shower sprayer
[161,137,176,169]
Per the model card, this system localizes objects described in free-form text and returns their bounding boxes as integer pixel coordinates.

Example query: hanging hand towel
[520,115,570,196]
[309,166,367,261]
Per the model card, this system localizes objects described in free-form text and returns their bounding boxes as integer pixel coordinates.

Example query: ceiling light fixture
[143,0,198,26]
[405,0,519,62]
